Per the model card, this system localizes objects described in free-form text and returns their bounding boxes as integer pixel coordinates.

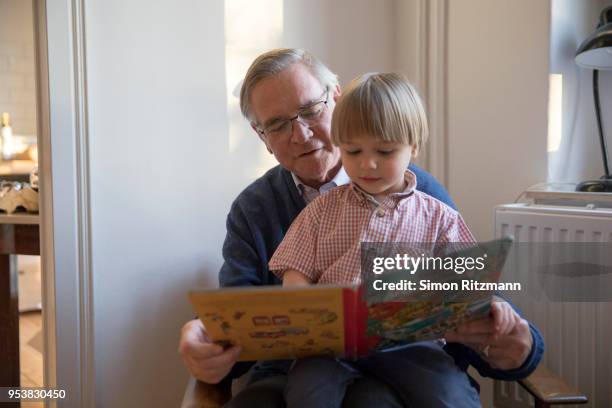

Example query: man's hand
[444,300,533,370]
[178,319,242,384]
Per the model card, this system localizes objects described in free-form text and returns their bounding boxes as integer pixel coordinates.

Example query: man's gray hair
[239,48,339,123]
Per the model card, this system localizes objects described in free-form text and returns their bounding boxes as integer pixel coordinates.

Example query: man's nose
[290,118,313,143]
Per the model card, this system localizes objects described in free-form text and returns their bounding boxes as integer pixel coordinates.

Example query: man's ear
[263,141,273,154]
[251,123,274,154]
[250,122,260,135]
[332,84,341,102]
[411,145,418,158]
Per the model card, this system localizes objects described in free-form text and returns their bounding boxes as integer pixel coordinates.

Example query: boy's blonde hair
[331,73,428,154]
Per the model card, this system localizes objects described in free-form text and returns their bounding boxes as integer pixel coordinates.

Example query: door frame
[34,0,95,406]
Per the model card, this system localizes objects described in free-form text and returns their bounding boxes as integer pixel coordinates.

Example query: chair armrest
[181,376,232,408]
[518,365,588,406]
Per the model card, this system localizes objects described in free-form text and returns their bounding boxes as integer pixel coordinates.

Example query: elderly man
[179,49,543,407]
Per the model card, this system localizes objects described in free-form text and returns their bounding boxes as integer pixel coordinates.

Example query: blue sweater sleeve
[218,167,298,289]
[219,199,272,287]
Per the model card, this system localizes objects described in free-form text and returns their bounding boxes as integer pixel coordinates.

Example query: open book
[189,238,513,361]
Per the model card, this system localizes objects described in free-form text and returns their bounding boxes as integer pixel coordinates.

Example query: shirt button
[376,208,385,217]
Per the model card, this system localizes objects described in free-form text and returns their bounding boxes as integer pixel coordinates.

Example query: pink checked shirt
[269,170,475,284]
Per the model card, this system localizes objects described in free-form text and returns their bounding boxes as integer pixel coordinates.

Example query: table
[0,213,40,403]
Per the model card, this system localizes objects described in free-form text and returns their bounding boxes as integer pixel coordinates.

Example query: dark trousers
[226,342,481,408]
[226,374,404,408]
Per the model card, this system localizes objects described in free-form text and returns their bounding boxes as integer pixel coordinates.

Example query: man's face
[249,63,341,188]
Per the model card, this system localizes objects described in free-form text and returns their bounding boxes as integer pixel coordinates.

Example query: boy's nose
[360,156,377,169]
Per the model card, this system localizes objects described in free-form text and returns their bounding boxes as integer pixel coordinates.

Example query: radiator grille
[494,204,612,408]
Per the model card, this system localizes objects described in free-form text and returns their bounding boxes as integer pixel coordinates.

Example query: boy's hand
[178,319,242,384]
[444,299,533,370]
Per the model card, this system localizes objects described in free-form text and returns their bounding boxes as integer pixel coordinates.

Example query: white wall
[549,0,612,183]
[86,1,228,406]
[447,0,550,240]
[283,0,395,88]
[83,1,396,406]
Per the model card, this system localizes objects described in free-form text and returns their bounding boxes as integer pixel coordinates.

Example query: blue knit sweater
[219,164,544,388]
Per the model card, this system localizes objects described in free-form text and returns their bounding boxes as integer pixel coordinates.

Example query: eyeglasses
[255,89,329,140]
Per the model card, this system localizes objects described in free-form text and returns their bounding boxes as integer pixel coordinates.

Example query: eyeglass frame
[253,88,330,140]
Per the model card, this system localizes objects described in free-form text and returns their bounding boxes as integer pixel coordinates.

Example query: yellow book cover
[189,285,359,361]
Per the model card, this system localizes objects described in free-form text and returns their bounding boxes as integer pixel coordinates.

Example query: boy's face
[339,133,415,200]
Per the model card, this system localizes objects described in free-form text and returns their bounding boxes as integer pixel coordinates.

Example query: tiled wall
[0,0,37,135]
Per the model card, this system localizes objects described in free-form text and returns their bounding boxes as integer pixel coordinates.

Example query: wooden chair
[518,366,588,408]
[180,365,588,408]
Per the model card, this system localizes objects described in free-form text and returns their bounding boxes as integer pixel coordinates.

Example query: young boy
[269,73,481,408]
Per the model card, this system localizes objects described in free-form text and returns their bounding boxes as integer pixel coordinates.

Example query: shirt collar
[350,170,418,207]
[292,167,350,200]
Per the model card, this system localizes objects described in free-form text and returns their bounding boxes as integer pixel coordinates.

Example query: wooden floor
[19,311,43,408]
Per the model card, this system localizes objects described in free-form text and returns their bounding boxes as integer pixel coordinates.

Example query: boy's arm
[282,269,313,286]
[436,208,476,244]
[269,197,324,283]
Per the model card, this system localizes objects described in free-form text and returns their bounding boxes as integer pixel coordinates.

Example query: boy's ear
[251,123,273,154]
[411,145,418,158]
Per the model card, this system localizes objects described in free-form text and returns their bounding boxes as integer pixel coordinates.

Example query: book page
[361,237,513,350]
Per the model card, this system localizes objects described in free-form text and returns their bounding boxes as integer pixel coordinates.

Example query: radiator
[493,203,612,408]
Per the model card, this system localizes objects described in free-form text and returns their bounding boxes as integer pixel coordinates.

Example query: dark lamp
[574,6,612,192]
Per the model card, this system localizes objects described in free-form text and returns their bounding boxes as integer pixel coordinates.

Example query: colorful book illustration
[189,238,513,361]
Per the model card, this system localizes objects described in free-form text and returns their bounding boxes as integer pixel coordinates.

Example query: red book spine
[342,287,357,358]
[354,286,369,357]
[342,286,369,359]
